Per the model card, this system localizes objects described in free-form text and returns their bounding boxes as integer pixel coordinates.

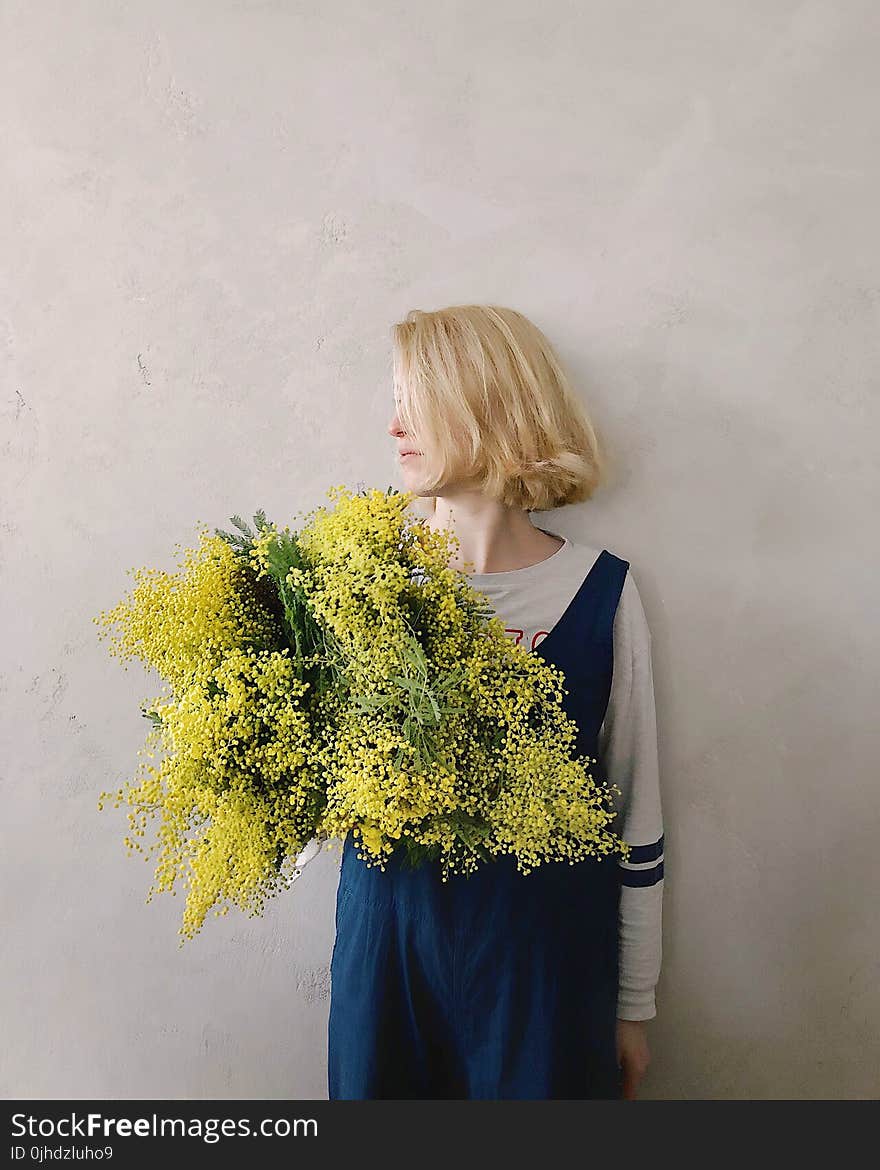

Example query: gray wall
[2,1,878,1100]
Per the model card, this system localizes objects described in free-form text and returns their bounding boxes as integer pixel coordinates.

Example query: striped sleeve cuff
[618,833,664,888]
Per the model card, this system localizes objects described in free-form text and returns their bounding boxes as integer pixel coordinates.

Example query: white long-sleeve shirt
[291,527,664,1021]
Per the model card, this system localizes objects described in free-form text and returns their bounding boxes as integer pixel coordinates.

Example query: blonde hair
[390,304,607,513]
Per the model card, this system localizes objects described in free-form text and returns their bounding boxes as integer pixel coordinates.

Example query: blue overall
[328,549,629,1099]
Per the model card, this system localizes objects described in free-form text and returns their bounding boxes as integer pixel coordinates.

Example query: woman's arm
[598,568,665,1022]
[291,834,332,881]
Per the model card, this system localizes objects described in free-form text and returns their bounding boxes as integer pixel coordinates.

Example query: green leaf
[425,690,441,723]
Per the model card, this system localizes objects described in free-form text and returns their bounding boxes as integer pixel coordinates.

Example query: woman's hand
[616,1019,651,1099]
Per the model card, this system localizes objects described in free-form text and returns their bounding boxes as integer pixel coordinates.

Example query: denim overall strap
[535,549,630,755]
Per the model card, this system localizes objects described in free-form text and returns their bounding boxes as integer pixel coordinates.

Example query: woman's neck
[423,496,563,574]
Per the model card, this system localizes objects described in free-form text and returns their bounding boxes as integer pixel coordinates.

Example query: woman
[296,305,664,1100]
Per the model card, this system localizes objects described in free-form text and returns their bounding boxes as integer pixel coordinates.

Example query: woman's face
[387,405,426,485]
[388,396,476,501]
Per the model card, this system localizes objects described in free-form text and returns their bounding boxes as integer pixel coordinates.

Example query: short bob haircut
[391,304,607,514]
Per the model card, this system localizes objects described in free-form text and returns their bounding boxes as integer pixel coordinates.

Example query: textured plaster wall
[2,2,878,1100]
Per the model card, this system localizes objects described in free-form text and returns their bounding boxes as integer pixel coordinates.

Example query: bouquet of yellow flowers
[94,485,630,943]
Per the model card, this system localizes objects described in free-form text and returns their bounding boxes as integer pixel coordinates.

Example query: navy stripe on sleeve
[619,860,664,888]
[624,834,664,865]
